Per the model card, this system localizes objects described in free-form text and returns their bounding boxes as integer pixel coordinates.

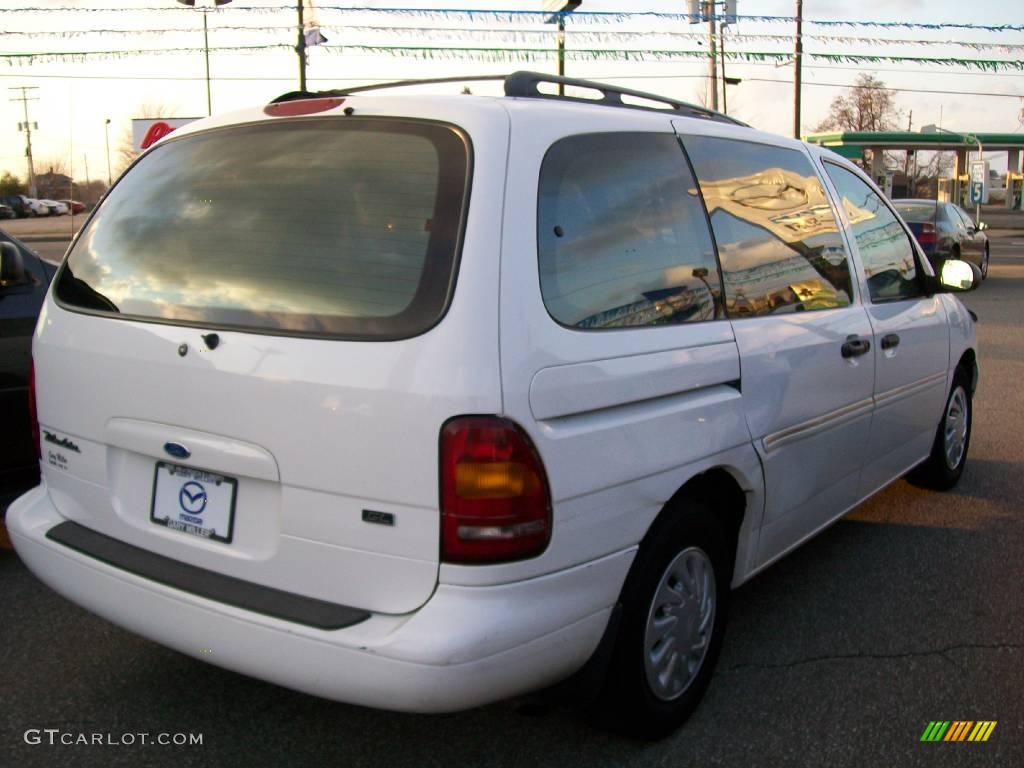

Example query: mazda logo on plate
[179,481,208,515]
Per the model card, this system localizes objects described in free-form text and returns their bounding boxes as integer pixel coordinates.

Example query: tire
[595,500,731,740]
[907,369,972,490]
[980,246,989,280]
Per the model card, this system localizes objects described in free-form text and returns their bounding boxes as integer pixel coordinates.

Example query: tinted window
[953,206,976,229]
[892,202,937,223]
[57,119,470,339]
[683,137,852,318]
[537,133,721,329]
[823,163,923,302]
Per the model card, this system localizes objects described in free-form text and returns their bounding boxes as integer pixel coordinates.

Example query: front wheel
[595,502,731,739]
[908,370,972,490]
[981,246,989,280]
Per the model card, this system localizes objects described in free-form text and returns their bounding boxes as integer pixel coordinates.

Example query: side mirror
[937,259,981,293]
[0,241,27,286]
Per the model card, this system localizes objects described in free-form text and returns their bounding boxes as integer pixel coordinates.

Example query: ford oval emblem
[164,442,191,460]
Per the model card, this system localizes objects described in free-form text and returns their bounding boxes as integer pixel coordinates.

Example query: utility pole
[297,0,307,92]
[719,17,727,114]
[10,86,39,198]
[904,110,913,194]
[706,1,718,111]
[203,10,212,115]
[793,0,803,138]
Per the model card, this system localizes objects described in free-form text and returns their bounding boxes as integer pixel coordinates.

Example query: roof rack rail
[269,75,506,104]
[504,71,748,126]
[270,71,749,127]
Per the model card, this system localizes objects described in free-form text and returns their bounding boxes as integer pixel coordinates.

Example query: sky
[2,0,1022,188]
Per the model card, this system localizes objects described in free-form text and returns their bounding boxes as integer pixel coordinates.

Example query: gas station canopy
[804,131,1024,155]
[803,131,1024,209]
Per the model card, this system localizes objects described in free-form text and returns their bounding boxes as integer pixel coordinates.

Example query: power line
[0,68,1019,101]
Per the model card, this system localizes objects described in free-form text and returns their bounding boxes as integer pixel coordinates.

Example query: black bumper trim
[46,520,371,631]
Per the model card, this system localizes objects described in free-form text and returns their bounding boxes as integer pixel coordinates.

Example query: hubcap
[944,386,969,470]
[643,547,716,701]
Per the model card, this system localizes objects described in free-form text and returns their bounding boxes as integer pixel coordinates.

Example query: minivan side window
[683,136,852,318]
[537,133,722,329]
[822,162,924,303]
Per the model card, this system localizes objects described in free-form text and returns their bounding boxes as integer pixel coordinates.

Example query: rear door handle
[841,336,871,358]
[881,333,901,350]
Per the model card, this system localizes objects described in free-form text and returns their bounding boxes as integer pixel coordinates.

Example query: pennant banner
[3,42,1022,72]
[0,6,1022,33]
[4,24,1023,55]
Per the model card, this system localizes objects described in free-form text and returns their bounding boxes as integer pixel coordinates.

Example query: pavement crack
[719,641,1024,674]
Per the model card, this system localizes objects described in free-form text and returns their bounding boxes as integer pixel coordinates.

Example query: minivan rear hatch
[38,109,500,615]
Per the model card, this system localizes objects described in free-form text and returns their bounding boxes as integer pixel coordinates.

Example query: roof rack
[504,71,748,126]
[270,71,749,127]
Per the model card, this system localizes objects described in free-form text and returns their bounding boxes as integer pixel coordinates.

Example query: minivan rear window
[56,119,470,339]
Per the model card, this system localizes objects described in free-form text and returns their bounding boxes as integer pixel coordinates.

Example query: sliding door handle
[881,333,901,350]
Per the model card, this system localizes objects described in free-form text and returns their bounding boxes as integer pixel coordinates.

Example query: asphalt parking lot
[1,234,1022,768]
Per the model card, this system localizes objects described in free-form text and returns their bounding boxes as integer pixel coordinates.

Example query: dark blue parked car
[892,199,990,280]
[1,229,55,543]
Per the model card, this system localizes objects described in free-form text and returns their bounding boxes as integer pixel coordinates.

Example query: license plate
[150,462,237,543]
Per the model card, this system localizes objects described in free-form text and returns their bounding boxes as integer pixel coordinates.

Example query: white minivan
[8,72,979,738]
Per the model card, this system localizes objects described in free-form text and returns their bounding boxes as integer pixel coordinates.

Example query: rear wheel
[908,369,972,490]
[596,501,731,739]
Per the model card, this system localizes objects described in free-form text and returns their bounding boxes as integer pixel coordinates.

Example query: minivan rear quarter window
[537,132,722,329]
[56,119,470,339]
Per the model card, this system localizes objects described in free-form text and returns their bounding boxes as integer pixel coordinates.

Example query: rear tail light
[440,416,552,564]
[917,222,937,246]
[28,360,40,459]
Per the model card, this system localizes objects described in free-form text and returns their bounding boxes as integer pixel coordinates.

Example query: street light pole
[104,118,112,186]
[297,0,307,92]
[544,1,581,95]
[177,0,231,115]
[203,10,211,116]
[706,1,718,111]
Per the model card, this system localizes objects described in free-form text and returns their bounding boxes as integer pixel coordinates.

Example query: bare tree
[911,151,956,198]
[815,73,902,134]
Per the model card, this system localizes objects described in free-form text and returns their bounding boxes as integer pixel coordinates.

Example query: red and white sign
[132,118,200,152]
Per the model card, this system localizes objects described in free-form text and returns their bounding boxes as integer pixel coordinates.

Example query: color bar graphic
[921,721,950,741]
[921,721,996,742]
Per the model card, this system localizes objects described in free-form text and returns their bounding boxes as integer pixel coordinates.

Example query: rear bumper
[8,483,632,713]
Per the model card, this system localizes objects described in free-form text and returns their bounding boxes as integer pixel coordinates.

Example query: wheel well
[661,468,746,563]
[957,349,978,393]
